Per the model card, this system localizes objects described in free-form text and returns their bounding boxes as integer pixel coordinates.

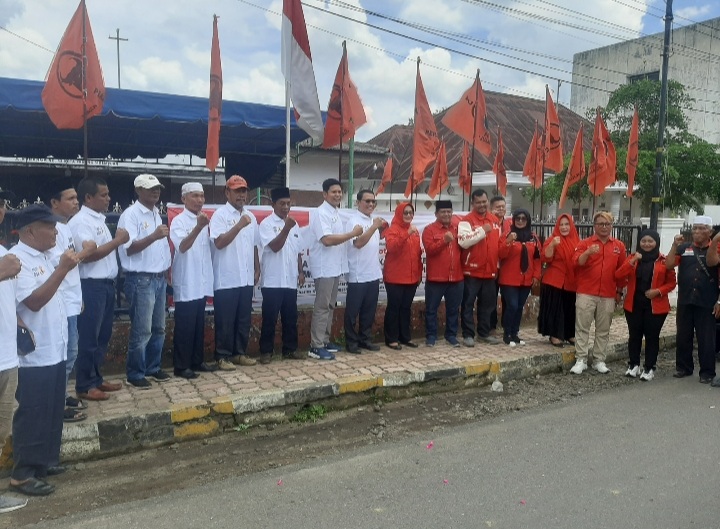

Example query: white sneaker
[592,361,610,374]
[625,365,640,378]
[570,359,587,374]
[508,341,517,348]
[640,368,655,381]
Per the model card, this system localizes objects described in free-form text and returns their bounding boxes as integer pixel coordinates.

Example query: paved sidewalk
[50,315,677,462]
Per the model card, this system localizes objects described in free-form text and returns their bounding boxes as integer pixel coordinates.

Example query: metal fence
[532,221,644,252]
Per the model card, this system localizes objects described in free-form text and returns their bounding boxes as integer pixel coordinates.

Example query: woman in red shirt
[537,214,580,347]
[614,229,676,381]
[383,202,422,350]
[498,209,541,347]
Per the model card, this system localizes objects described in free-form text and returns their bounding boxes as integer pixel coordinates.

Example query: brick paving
[76,314,678,422]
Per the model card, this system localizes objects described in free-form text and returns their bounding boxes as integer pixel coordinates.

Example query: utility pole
[651,0,673,230]
[108,28,128,89]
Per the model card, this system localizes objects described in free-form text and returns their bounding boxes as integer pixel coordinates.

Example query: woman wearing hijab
[615,229,676,381]
[497,209,541,347]
[383,202,423,350]
[538,214,580,347]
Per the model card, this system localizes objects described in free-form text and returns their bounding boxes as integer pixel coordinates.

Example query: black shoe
[346,344,361,354]
[359,342,380,351]
[259,354,272,364]
[193,362,219,372]
[385,343,402,351]
[125,377,152,390]
[147,370,171,382]
[673,371,692,378]
[46,465,67,476]
[174,368,199,379]
[401,341,419,348]
[282,350,307,360]
[700,375,713,384]
[10,478,55,497]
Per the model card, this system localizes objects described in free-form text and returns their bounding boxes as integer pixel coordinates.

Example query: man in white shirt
[118,174,172,389]
[209,175,259,371]
[69,177,129,401]
[9,205,80,497]
[47,180,97,423]
[169,183,217,379]
[258,187,305,363]
[0,188,28,512]
[308,178,362,360]
[344,190,386,354]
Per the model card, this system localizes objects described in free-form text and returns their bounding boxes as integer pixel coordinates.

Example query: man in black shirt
[666,216,720,383]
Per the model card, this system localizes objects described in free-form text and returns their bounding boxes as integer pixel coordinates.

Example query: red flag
[523,123,544,189]
[281,0,323,141]
[625,106,639,197]
[376,153,393,194]
[405,62,440,198]
[458,142,472,196]
[322,43,367,149]
[206,15,222,172]
[493,128,507,196]
[41,0,105,129]
[559,124,586,209]
[544,86,563,172]
[588,110,617,196]
[428,142,449,199]
[441,70,492,157]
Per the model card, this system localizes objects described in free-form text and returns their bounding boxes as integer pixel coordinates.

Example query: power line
[0,25,54,53]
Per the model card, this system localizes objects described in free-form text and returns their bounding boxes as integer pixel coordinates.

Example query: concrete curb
[58,332,677,462]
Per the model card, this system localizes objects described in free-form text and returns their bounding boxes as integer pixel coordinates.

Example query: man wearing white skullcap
[666,215,720,383]
[169,183,217,379]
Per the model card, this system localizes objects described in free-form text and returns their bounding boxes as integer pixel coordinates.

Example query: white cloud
[676,5,713,20]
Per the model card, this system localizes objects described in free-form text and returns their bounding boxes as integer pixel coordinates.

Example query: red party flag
[559,123,586,209]
[322,43,367,149]
[544,86,563,172]
[428,142,449,198]
[206,15,222,172]
[493,128,507,196]
[405,62,440,197]
[523,123,544,189]
[458,141,472,196]
[441,70,492,157]
[588,109,617,196]
[376,152,393,194]
[625,105,639,197]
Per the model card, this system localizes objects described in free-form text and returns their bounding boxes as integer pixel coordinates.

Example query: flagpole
[285,82,291,189]
[592,108,599,216]
[540,92,547,222]
[81,0,89,178]
[531,121,537,220]
[467,68,481,212]
[495,126,500,193]
[338,42,346,188]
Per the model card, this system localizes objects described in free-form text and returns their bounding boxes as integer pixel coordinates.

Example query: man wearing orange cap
[209,175,259,370]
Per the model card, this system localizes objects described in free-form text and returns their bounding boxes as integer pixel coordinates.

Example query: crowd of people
[0,173,718,509]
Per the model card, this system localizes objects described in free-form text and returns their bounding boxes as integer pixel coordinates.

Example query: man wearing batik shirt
[258,187,305,363]
[170,182,217,379]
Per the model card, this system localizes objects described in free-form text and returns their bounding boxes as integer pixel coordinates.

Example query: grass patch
[292,404,327,423]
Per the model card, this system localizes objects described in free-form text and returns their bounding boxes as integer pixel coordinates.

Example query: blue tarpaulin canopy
[0,77,314,187]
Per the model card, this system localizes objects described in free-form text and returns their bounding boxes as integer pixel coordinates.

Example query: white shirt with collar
[0,246,18,372]
[209,202,258,290]
[68,205,119,280]
[11,241,67,368]
[117,201,171,273]
[259,212,301,289]
[170,208,213,302]
[49,222,82,316]
[345,210,382,283]
[308,200,348,279]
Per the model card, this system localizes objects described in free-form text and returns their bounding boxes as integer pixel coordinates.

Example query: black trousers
[345,280,380,347]
[12,362,65,480]
[259,287,298,355]
[461,277,496,339]
[384,283,417,344]
[173,297,206,371]
[676,303,716,378]
[76,278,115,393]
[624,305,667,369]
[213,286,253,359]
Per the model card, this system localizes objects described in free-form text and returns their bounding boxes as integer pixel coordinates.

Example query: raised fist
[284,216,297,229]
[443,231,454,243]
[196,212,210,227]
[153,225,170,240]
[0,254,21,280]
[115,227,130,244]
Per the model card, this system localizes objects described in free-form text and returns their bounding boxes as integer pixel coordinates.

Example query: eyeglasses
[515,216,528,221]
[403,210,414,216]
[594,222,612,227]
[362,199,377,204]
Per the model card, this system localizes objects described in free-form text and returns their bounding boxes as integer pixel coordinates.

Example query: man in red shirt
[458,189,501,346]
[570,211,626,374]
[422,200,463,347]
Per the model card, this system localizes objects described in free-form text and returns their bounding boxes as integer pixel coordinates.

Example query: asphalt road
[24,375,720,529]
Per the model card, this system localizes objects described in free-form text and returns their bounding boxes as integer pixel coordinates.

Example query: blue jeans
[124,273,166,381]
[65,315,78,399]
[500,285,531,338]
[76,279,115,393]
[425,281,463,342]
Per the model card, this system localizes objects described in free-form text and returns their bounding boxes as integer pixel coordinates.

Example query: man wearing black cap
[344,190,386,354]
[258,187,305,362]
[422,200,463,347]
[9,205,81,496]
[0,188,28,511]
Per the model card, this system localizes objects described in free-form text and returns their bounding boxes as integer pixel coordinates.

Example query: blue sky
[1,0,719,144]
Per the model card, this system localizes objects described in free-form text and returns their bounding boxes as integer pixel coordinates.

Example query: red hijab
[547,213,579,263]
[391,201,414,228]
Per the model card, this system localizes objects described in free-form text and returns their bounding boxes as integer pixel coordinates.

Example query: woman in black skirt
[537,214,579,346]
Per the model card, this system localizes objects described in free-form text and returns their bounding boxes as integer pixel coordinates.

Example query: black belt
[125,272,165,278]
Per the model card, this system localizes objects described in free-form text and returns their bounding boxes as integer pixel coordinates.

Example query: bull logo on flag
[209,73,222,122]
[55,51,84,98]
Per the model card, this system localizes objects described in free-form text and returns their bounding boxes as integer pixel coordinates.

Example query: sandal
[386,343,402,351]
[9,477,55,497]
[549,338,564,347]
[65,396,87,410]
[63,408,87,423]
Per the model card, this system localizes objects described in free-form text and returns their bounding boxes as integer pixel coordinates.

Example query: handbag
[17,325,36,356]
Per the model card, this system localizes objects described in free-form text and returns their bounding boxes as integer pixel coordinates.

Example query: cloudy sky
[1,0,719,143]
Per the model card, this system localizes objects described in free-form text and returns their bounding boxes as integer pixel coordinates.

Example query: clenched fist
[0,254,21,281]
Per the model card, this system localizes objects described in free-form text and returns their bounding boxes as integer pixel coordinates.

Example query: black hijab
[635,229,660,294]
[510,209,536,273]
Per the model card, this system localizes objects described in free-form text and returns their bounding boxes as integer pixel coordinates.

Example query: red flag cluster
[588,109,617,196]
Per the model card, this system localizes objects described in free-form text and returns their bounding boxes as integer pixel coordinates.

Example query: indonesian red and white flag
[281,0,323,142]
[41,0,105,129]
